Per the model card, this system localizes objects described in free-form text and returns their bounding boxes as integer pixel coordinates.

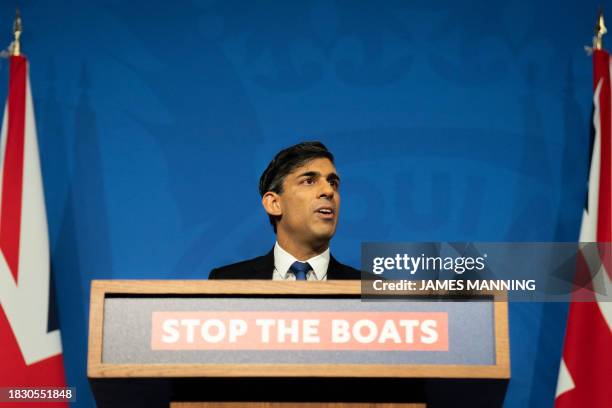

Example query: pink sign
[151,312,448,351]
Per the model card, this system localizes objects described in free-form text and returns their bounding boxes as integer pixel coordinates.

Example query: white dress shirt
[272,242,329,281]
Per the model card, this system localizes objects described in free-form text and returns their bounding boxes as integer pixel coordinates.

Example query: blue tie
[290,261,311,281]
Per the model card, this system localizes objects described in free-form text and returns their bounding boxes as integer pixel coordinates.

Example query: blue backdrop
[0,1,601,406]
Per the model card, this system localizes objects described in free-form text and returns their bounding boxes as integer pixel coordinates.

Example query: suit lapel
[327,255,343,279]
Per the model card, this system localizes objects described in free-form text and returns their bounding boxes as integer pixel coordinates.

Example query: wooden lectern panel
[88,280,509,407]
[88,280,509,380]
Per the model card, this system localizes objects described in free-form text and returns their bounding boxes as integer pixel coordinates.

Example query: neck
[276,232,329,261]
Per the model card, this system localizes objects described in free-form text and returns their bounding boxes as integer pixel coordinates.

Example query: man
[209,141,360,280]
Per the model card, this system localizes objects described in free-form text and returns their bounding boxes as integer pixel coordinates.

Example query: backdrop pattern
[0,1,600,406]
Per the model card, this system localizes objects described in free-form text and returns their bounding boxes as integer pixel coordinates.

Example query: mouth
[314,206,336,220]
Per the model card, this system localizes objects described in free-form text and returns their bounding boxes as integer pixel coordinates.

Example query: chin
[311,228,336,242]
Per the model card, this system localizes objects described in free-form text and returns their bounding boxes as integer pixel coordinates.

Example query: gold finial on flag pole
[594,8,607,50]
[11,8,22,56]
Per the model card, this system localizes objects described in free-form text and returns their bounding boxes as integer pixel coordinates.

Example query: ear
[262,192,282,217]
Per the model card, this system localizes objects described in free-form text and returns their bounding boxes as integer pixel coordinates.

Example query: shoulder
[208,252,272,279]
[328,256,362,280]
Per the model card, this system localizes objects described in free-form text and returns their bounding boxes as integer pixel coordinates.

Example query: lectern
[88,280,509,407]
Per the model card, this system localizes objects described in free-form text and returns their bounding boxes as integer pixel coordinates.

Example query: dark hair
[259,141,334,231]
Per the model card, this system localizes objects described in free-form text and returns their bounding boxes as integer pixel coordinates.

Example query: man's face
[275,158,340,246]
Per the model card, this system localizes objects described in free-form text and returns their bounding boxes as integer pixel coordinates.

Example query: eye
[303,177,315,185]
[329,179,339,188]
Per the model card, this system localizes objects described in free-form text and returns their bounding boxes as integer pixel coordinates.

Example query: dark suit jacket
[209,249,361,280]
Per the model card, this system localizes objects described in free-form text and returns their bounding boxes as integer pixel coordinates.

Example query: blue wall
[0,1,601,406]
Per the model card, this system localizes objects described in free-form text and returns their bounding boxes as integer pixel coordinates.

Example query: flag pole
[11,8,22,56]
[594,9,607,50]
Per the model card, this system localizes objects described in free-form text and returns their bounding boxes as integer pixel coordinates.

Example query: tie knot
[290,261,311,281]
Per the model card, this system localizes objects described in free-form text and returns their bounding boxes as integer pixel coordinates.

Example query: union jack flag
[0,55,67,406]
[555,48,612,407]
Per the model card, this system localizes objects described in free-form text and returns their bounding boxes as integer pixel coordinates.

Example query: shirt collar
[274,242,330,280]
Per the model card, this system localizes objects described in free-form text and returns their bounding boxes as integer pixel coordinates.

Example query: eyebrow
[296,171,341,182]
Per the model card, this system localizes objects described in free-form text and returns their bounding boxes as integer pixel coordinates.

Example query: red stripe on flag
[0,56,27,283]
[594,51,612,281]
[555,301,612,407]
[595,51,612,246]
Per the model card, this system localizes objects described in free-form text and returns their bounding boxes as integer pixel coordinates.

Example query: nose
[318,180,335,200]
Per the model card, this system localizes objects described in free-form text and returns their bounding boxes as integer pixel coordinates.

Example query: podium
[88,280,509,407]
